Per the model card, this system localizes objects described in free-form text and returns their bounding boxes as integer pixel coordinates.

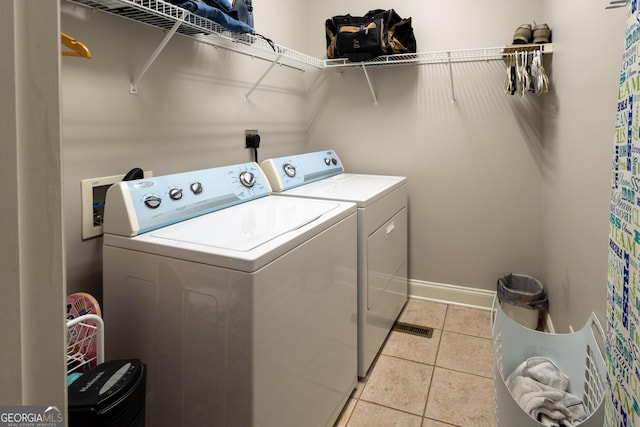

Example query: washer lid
[150,196,337,251]
[283,173,406,206]
[104,196,356,272]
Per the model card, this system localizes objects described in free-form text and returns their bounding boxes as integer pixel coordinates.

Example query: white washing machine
[102,162,357,427]
[261,150,408,378]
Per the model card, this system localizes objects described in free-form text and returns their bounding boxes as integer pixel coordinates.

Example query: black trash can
[68,359,146,427]
[497,273,548,329]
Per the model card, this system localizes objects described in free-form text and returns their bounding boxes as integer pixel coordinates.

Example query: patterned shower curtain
[608,2,640,426]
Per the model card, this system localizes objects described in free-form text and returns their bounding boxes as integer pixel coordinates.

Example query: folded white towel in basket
[506,357,588,426]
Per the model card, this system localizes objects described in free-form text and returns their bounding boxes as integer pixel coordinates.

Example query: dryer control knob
[331,157,338,165]
[283,163,296,178]
[324,158,331,166]
[239,171,256,188]
[143,194,162,209]
[169,188,183,200]
[190,182,203,195]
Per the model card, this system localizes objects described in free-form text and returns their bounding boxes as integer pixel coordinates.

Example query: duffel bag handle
[365,9,386,17]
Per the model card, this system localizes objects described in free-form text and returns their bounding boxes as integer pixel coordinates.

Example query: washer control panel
[260,149,344,192]
[103,162,271,236]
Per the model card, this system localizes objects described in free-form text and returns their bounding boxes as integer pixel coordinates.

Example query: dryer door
[367,207,408,310]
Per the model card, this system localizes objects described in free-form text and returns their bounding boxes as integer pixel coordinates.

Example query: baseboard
[409,279,556,332]
[408,279,496,311]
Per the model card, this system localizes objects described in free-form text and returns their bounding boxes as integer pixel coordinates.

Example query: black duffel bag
[325,9,416,62]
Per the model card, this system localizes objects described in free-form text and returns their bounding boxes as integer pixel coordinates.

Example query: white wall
[61,0,310,298]
[306,1,546,291]
[1,0,66,409]
[541,2,626,330]
[59,0,627,334]
[1,0,626,411]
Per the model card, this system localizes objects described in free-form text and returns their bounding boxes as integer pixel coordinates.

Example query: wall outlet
[245,129,260,148]
[81,171,152,240]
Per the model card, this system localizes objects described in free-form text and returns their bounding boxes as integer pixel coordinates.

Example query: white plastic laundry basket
[492,299,606,427]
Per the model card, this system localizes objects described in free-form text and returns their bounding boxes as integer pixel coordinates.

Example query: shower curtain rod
[606,0,628,9]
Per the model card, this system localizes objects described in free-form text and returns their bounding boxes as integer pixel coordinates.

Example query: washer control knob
[239,171,256,188]
[331,157,338,165]
[283,163,296,178]
[190,182,203,195]
[169,188,183,200]
[324,158,331,166]
[143,194,162,209]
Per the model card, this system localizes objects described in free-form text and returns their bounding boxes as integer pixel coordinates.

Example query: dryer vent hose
[123,168,144,181]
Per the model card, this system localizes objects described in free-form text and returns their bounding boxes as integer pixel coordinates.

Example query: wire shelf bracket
[324,44,553,105]
[362,64,379,106]
[66,0,324,95]
[447,51,456,105]
[244,53,284,103]
[130,9,186,94]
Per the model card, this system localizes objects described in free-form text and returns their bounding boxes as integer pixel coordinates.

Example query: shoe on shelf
[512,24,532,44]
[532,23,551,44]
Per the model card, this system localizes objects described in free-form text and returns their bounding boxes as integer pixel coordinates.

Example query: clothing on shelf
[178,0,254,34]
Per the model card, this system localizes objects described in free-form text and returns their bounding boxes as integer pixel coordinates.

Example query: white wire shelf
[324,44,553,105]
[63,0,553,103]
[66,0,325,71]
[323,44,553,69]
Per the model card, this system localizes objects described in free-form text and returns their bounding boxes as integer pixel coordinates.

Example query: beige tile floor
[334,299,496,427]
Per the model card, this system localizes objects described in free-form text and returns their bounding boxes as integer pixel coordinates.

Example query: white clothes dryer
[261,150,408,378]
[102,162,357,427]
